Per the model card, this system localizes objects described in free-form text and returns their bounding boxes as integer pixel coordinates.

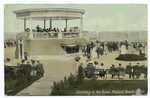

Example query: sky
[4,4,147,33]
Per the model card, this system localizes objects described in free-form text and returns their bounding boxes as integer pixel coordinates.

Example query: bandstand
[13,8,88,60]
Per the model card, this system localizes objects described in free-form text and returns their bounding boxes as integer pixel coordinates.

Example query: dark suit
[36,63,44,76]
[110,66,118,78]
[126,65,133,78]
[133,65,141,78]
[96,47,101,58]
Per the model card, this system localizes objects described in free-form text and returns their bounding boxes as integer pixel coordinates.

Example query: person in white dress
[30,60,37,76]
[127,44,132,54]
[120,42,127,54]
[104,43,109,55]
[92,45,97,58]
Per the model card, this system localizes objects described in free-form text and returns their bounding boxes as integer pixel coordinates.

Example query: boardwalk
[4,47,147,96]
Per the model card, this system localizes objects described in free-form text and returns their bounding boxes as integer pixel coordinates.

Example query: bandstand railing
[16,31,81,39]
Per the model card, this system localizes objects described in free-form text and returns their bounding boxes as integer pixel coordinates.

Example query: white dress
[104,44,108,55]
[127,45,132,54]
[120,45,127,54]
[92,46,97,58]
[30,64,37,76]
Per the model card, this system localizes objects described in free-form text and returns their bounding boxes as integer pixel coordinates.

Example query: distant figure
[98,63,106,78]
[104,43,109,55]
[5,58,13,66]
[109,41,113,52]
[120,42,127,54]
[96,45,101,58]
[92,45,97,58]
[100,46,104,55]
[24,49,28,60]
[87,44,91,56]
[36,25,40,32]
[126,63,133,79]
[57,28,59,32]
[139,47,145,55]
[36,61,44,76]
[30,60,37,76]
[127,44,132,54]
[84,45,87,56]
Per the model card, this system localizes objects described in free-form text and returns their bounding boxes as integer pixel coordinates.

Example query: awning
[61,44,77,47]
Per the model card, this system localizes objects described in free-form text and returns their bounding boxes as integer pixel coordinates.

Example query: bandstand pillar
[66,19,67,30]
[29,18,33,38]
[80,17,83,37]
[44,19,46,29]
[50,18,52,31]
[58,17,62,39]
[24,19,26,31]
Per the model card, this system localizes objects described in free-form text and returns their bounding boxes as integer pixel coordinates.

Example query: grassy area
[5,75,42,95]
[52,80,147,95]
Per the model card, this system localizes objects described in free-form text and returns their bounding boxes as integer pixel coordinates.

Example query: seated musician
[110,64,118,78]
[98,63,106,78]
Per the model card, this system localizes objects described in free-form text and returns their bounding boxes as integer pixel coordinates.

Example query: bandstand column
[50,18,52,31]
[66,19,67,30]
[30,18,33,38]
[24,19,26,31]
[44,19,46,29]
[58,17,62,38]
[16,18,20,59]
[80,17,83,37]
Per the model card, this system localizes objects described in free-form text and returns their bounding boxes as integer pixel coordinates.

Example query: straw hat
[74,56,81,61]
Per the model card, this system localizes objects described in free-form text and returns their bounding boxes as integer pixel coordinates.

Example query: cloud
[129,16,147,31]
[83,16,113,31]
[83,12,147,31]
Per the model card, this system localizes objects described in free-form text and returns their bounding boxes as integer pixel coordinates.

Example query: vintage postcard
[4,4,147,96]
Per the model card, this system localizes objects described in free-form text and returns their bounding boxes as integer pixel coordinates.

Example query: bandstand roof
[13,8,85,20]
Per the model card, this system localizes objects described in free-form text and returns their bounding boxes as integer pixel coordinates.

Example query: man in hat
[24,49,28,61]
[98,63,106,78]
[117,63,125,79]
[110,64,118,78]
[86,61,95,78]
[96,45,101,58]
[126,63,133,79]
[5,58,13,66]
[36,61,44,76]
[133,63,141,79]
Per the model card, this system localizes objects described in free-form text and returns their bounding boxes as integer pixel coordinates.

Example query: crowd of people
[75,55,147,79]
[25,25,79,33]
[4,39,16,48]
[5,58,44,77]
[83,40,147,58]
